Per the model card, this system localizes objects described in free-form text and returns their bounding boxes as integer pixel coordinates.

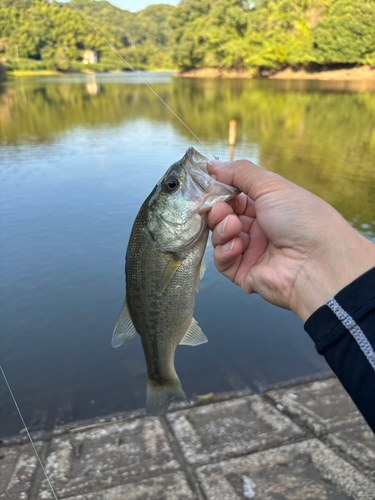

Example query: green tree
[1,0,375,73]
[0,0,176,71]
[242,0,314,69]
[313,0,375,66]
[169,0,375,72]
[170,0,250,69]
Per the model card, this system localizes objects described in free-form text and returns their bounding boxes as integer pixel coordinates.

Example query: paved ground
[1,374,374,500]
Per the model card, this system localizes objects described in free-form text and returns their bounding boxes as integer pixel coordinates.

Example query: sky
[57,0,180,11]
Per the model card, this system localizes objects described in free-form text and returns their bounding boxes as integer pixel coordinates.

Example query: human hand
[207,159,375,322]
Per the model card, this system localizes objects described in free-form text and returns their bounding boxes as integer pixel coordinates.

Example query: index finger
[207,159,286,201]
[207,193,256,231]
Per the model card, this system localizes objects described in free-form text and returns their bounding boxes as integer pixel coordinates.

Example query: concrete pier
[1,374,374,500]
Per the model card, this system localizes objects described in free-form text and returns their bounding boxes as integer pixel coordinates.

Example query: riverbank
[178,65,375,81]
[7,70,60,77]
[2,373,374,499]
[0,58,178,78]
[3,64,374,81]
[4,68,178,78]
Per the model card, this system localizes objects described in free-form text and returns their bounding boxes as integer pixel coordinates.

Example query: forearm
[304,267,375,432]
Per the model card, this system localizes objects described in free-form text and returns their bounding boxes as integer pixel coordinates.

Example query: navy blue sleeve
[304,267,375,432]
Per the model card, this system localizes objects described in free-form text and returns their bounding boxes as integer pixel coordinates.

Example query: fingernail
[222,238,235,252]
[217,215,229,235]
[208,159,226,168]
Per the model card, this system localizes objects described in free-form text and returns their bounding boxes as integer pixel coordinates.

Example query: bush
[312,0,375,66]
[55,50,70,71]
[6,59,50,71]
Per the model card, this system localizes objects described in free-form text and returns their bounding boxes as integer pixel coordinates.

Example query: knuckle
[232,159,255,168]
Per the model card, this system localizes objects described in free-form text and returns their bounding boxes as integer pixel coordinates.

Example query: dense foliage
[0,0,374,73]
[169,0,375,71]
[0,0,175,71]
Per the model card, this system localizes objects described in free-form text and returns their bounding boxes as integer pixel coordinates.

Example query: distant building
[83,50,98,65]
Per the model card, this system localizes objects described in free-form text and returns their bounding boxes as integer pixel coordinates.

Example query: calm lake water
[1,73,374,437]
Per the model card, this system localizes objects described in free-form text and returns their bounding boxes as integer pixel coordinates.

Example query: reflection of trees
[0,77,374,235]
[0,62,5,82]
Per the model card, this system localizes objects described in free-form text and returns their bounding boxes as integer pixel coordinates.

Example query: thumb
[207,159,284,201]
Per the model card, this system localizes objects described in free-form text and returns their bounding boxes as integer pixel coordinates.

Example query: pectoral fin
[111,297,138,348]
[200,258,206,279]
[180,318,208,346]
[160,255,184,294]
[195,258,206,292]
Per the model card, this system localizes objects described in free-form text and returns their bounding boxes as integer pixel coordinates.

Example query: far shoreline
[2,65,374,85]
[176,65,375,81]
[3,68,178,78]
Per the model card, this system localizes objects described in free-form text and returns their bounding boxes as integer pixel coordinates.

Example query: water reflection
[0,74,374,437]
[1,75,374,236]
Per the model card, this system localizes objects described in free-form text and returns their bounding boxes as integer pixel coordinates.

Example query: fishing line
[0,364,59,500]
[70,3,215,158]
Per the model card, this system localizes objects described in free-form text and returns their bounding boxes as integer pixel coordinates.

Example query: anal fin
[179,318,208,346]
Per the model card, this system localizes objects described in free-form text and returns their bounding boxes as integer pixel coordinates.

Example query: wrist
[294,230,375,323]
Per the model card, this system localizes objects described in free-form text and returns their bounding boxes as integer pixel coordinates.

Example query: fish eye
[164,177,179,193]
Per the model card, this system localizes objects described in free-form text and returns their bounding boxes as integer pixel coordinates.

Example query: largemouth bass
[112,148,239,415]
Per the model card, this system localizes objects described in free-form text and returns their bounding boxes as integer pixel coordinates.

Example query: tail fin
[146,376,189,416]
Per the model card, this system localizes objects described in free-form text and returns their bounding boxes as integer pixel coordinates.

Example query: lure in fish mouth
[112,148,239,415]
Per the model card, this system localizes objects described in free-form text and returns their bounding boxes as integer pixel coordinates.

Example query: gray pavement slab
[167,395,305,466]
[196,439,375,500]
[266,378,364,435]
[54,471,196,500]
[326,422,375,482]
[0,442,44,500]
[37,417,179,499]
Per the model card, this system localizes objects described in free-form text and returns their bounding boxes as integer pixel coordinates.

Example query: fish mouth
[183,147,211,193]
[183,147,240,206]
[191,175,206,192]
[186,147,209,175]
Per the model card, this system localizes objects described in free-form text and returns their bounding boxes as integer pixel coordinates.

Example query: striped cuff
[304,267,375,432]
[326,297,375,371]
[304,267,375,361]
